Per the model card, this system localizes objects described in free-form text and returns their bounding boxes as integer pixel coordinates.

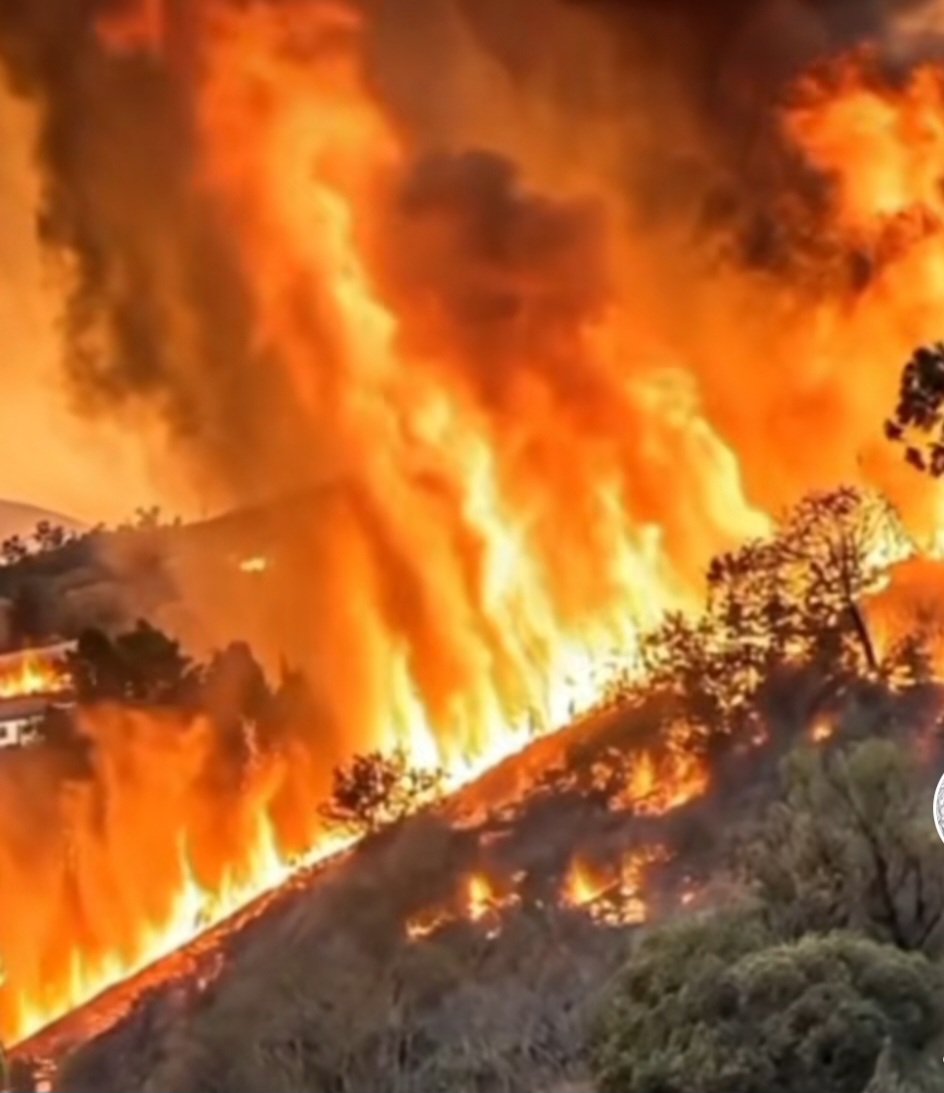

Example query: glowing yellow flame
[0,655,69,700]
[238,555,268,574]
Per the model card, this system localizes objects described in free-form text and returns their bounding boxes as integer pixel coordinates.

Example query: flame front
[7,0,944,1053]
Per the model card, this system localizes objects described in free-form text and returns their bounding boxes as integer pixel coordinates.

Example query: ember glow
[237,555,268,574]
[606,729,710,817]
[403,847,668,943]
[5,0,944,1054]
[405,870,521,940]
[563,846,670,926]
[809,713,837,744]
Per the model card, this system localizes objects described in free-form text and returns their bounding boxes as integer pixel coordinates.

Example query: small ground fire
[4,0,944,1077]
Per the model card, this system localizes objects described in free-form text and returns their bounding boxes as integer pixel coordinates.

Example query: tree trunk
[849,600,880,676]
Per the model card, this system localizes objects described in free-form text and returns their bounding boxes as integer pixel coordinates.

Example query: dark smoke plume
[0,1,312,504]
[2,0,944,493]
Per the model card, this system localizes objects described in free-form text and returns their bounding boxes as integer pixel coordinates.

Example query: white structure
[0,641,76,749]
[0,696,52,747]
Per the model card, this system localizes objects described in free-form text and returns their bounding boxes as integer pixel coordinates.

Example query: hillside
[0,486,942,1092]
[0,503,84,543]
[0,485,360,655]
[9,667,944,1093]
[0,490,323,656]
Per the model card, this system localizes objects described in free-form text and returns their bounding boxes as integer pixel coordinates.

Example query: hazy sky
[0,87,189,523]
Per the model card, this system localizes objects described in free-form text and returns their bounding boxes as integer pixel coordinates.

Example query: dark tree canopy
[8,577,60,646]
[32,520,70,552]
[67,621,195,706]
[0,535,28,566]
[746,739,944,956]
[593,737,944,1093]
[320,747,446,836]
[592,914,944,1093]
[887,342,944,475]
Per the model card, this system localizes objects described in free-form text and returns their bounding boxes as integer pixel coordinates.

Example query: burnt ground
[10,671,944,1093]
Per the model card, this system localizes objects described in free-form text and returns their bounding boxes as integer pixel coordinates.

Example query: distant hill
[0,500,86,542]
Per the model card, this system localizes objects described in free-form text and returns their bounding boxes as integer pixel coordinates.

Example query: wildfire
[562,845,670,925]
[9,0,944,1059]
[404,850,667,943]
[466,873,493,922]
[592,725,711,817]
[9,803,355,1044]
[0,653,70,700]
[810,713,837,743]
[405,871,520,940]
[237,555,268,574]
[613,748,708,816]
[563,859,615,909]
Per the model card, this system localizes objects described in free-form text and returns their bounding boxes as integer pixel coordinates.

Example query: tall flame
[6,0,944,1053]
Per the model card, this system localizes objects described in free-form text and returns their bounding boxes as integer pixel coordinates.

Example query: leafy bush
[591,910,944,1093]
[746,739,944,955]
[320,747,447,835]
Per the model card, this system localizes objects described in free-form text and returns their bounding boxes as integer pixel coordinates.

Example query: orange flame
[8,797,354,1043]
[607,731,710,816]
[0,654,70,700]
[465,873,494,922]
[562,845,669,925]
[618,846,669,926]
[809,713,836,743]
[237,555,269,574]
[563,859,614,909]
[12,0,944,1054]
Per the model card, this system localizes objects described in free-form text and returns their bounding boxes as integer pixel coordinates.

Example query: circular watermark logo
[933,770,944,846]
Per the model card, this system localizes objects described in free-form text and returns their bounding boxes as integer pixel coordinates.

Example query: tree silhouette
[0,535,27,566]
[134,506,162,530]
[67,621,195,705]
[262,666,324,749]
[320,747,446,836]
[886,341,944,475]
[642,487,908,739]
[31,520,69,553]
[775,487,910,674]
[200,643,271,724]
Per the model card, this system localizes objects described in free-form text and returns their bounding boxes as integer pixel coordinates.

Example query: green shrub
[591,910,944,1093]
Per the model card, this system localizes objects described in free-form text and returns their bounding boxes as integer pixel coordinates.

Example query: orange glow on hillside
[9,0,944,1055]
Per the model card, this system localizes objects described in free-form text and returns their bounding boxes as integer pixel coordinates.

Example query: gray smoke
[1,0,942,497]
[0,1,313,504]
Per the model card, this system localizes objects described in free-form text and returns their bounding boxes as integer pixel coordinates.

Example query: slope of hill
[12,670,942,1093]
[0,492,308,653]
[0,501,85,542]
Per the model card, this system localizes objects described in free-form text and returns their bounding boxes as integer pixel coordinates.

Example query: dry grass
[56,815,631,1093]
[51,671,921,1093]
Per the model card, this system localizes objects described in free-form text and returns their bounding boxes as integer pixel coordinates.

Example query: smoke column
[0,0,944,1043]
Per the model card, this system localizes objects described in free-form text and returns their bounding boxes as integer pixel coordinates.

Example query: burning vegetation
[6,0,944,1089]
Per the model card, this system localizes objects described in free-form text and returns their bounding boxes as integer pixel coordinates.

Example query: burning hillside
[5,0,944,1079]
[17,669,944,1093]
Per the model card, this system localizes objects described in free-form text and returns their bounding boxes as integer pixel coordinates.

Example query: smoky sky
[0,0,313,504]
[1,0,943,503]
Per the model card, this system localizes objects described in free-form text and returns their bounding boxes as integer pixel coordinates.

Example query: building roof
[0,641,75,675]
[0,694,71,722]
